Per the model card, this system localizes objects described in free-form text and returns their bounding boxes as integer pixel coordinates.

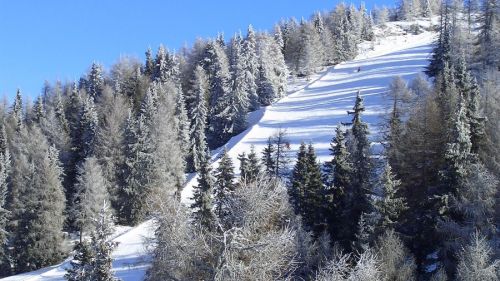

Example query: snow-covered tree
[86,62,104,99]
[0,124,10,276]
[456,232,499,281]
[214,148,235,222]
[190,150,216,230]
[243,25,260,111]
[257,33,288,106]
[187,65,209,172]
[228,33,250,134]
[71,157,109,242]
[10,128,65,273]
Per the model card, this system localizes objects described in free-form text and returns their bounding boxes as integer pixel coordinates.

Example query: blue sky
[0,0,393,101]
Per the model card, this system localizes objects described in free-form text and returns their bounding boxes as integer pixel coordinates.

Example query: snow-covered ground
[1,20,436,281]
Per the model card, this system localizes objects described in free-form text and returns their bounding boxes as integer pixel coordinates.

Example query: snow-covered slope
[1,20,436,281]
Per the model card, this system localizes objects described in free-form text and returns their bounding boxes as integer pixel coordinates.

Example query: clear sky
[0,0,394,101]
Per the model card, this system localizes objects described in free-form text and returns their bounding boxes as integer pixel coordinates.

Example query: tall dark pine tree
[262,137,276,175]
[324,125,353,242]
[338,91,372,251]
[348,91,371,198]
[213,148,235,222]
[304,144,325,235]
[290,143,308,215]
[238,145,261,183]
[190,150,216,230]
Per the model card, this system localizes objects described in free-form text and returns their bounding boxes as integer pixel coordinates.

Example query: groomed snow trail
[1,21,436,281]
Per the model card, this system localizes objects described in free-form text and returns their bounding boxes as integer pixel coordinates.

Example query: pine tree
[272,128,291,178]
[65,241,93,281]
[213,148,235,222]
[87,62,104,99]
[79,96,99,160]
[188,65,209,172]
[290,143,308,214]
[375,163,407,231]
[324,125,353,246]
[190,150,215,230]
[262,137,276,175]
[257,33,288,106]
[10,130,65,273]
[229,33,250,134]
[246,145,261,182]
[303,144,325,235]
[71,157,109,242]
[144,47,155,77]
[0,124,10,276]
[202,40,232,147]
[88,201,119,281]
[238,145,261,183]
[348,91,371,198]
[174,87,190,163]
[11,89,23,131]
[33,95,45,123]
[243,25,260,111]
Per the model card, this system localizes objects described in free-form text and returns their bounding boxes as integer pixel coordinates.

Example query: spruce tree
[262,137,276,175]
[65,241,93,281]
[71,157,109,242]
[213,148,235,222]
[375,163,407,231]
[243,25,260,111]
[88,201,119,281]
[190,150,216,230]
[11,89,23,131]
[303,144,325,235]
[229,33,250,134]
[188,65,209,172]
[0,124,10,276]
[10,130,66,273]
[246,145,261,182]
[202,40,232,147]
[86,62,104,100]
[144,47,155,77]
[348,91,371,198]
[290,143,308,214]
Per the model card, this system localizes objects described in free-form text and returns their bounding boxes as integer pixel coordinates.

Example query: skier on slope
[357,67,361,72]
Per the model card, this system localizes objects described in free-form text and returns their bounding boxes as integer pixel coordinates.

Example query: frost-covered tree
[11,89,23,131]
[188,65,209,172]
[262,137,276,175]
[214,148,235,222]
[10,128,65,273]
[375,163,407,231]
[257,33,288,106]
[71,157,109,242]
[243,25,260,111]
[86,201,119,281]
[228,33,250,134]
[95,91,127,208]
[86,62,104,99]
[190,150,216,230]
[375,230,417,281]
[0,124,10,276]
[202,40,232,147]
[456,232,499,281]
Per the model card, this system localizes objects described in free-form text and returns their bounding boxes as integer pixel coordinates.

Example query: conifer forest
[0,0,498,280]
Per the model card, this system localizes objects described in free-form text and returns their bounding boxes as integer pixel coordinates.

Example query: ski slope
[1,20,436,281]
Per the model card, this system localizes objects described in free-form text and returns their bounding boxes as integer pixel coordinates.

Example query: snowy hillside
[1,20,436,281]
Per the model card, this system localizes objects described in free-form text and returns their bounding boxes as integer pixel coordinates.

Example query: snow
[1,19,436,281]
[181,21,436,205]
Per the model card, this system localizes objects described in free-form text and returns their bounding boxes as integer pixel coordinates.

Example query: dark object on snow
[357,67,361,72]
